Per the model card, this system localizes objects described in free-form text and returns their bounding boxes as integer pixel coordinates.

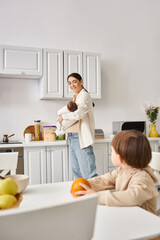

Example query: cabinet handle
[47,148,50,152]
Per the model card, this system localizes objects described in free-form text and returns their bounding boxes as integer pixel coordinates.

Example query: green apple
[0,194,17,209]
[0,178,18,195]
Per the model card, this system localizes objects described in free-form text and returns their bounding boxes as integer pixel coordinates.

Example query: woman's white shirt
[62,89,95,149]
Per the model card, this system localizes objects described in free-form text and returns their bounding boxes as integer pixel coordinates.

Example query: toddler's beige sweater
[88,166,159,214]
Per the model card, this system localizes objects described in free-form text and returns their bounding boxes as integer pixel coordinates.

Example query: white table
[1,182,160,240]
[93,206,160,240]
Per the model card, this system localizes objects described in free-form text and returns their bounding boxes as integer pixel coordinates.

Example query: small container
[56,134,65,140]
[34,120,41,141]
[43,126,56,142]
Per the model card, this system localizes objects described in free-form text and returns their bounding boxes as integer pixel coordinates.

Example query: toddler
[56,100,78,136]
[75,130,159,214]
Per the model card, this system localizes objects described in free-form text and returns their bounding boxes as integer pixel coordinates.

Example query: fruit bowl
[4,174,29,193]
[0,193,23,210]
[13,193,23,208]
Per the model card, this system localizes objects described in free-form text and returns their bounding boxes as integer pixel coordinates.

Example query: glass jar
[34,120,41,141]
[43,126,56,142]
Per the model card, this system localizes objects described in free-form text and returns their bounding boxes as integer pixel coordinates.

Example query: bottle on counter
[34,120,41,141]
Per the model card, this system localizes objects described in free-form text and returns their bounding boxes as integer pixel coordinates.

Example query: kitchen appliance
[0,141,22,144]
[113,121,146,135]
[3,134,15,142]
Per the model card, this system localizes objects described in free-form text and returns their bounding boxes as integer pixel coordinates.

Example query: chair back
[0,194,98,240]
[150,152,160,171]
[0,152,18,177]
[150,152,160,216]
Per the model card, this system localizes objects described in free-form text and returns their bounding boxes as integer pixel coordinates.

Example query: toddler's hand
[74,183,96,196]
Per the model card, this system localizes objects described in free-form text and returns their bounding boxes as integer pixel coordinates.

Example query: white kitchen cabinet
[0,45,42,79]
[93,142,108,175]
[40,49,101,99]
[24,145,69,185]
[64,50,83,98]
[39,49,63,99]
[46,145,69,183]
[64,50,101,99]
[83,52,101,99]
[24,146,46,185]
[107,142,117,172]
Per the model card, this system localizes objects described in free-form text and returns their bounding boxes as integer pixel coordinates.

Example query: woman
[58,73,98,179]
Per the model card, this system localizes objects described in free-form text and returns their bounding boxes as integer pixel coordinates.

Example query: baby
[74,130,159,214]
[55,100,78,136]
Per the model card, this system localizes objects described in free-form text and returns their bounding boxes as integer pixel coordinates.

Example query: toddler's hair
[67,101,78,112]
[112,130,151,168]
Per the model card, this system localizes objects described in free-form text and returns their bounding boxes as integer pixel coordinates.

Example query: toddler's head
[67,101,78,112]
[112,130,151,168]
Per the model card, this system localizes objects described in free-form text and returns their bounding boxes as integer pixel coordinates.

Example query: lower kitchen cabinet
[24,147,46,185]
[24,145,69,185]
[24,138,159,185]
[46,146,69,183]
[24,141,110,184]
[93,142,108,175]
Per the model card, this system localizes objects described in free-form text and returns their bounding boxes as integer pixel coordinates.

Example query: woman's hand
[57,115,63,125]
[74,183,96,196]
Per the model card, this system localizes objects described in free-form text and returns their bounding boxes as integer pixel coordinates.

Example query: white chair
[150,152,160,190]
[0,152,18,177]
[150,152,160,216]
[0,194,98,240]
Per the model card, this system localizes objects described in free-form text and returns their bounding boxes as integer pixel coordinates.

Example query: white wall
[0,0,160,140]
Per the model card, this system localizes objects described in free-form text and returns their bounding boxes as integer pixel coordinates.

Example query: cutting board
[23,125,35,137]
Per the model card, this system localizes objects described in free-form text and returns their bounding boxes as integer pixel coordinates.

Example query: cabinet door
[46,146,69,183]
[64,50,82,98]
[24,147,46,185]
[39,49,63,99]
[93,143,108,175]
[83,52,101,99]
[0,45,42,78]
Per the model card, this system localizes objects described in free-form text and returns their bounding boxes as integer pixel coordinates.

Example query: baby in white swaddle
[56,100,78,136]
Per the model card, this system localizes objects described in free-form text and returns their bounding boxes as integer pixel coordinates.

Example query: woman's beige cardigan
[62,89,95,149]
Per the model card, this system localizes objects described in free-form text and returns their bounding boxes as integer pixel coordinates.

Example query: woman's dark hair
[67,72,95,107]
[67,72,82,82]
[112,130,152,169]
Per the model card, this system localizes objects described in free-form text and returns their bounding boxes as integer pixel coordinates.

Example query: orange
[71,178,91,197]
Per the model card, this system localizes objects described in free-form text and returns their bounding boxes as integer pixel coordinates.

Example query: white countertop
[0,182,160,240]
[0,138,112,148]
[0,137,159,148]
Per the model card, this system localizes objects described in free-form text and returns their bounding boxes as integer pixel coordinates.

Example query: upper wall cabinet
[64,50,83,98]
[64,51,101,99]
[83,52,101,99]
[39,49,63,99]
[40,49,101,99]
[0,45,42,79]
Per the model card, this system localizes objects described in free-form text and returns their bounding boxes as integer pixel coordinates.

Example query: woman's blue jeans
[68,133,98,179]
